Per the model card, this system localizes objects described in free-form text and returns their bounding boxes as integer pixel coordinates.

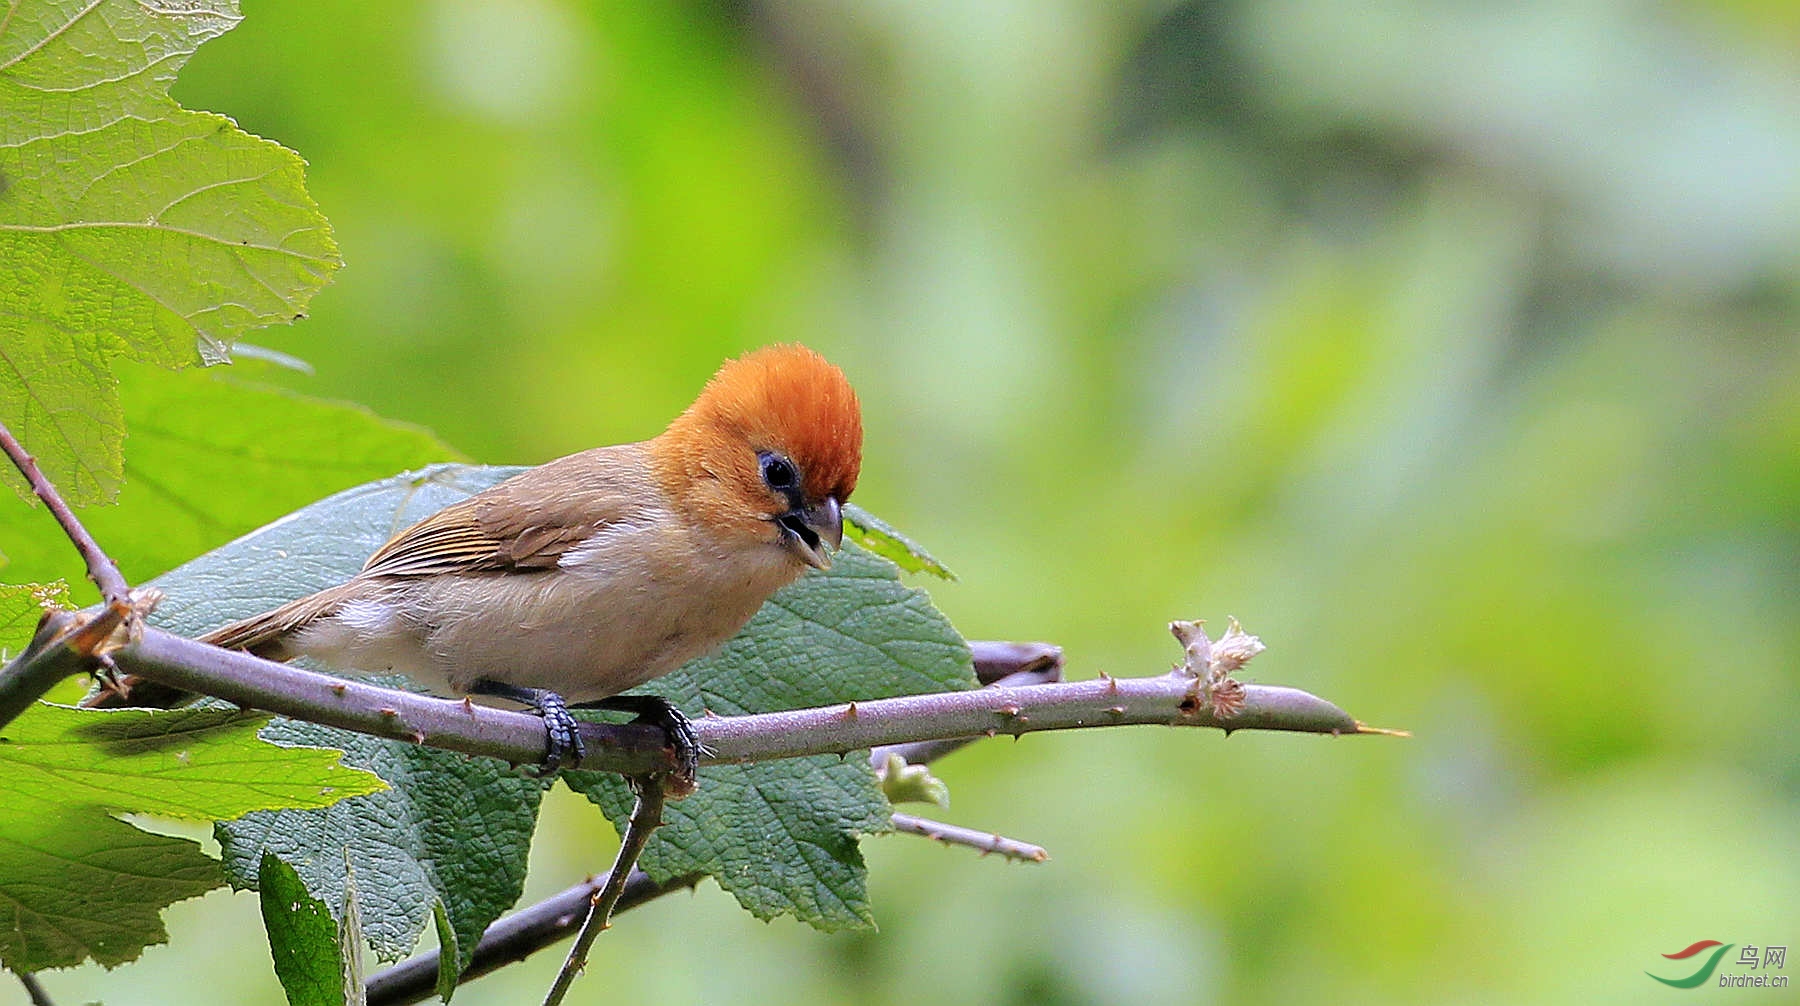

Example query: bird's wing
[359,445,660,578]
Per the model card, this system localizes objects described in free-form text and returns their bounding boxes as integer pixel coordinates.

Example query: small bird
[92,344,863,785]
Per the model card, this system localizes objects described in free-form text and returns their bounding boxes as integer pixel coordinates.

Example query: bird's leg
[573,694,700,793]
[467,679,585,773]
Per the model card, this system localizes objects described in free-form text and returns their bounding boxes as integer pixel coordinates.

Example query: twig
[0,607,132,727]
[873,659,1061,864]
[869,656,1063,770]
[364,871,700,1006]
[889,812,1048,863]
[969,640,1063,685]
[0,613,82,727]
[0,417,139,720]
[0,420,130,605]
[14,969,54,1006]
[542,778,667,1006]
[39,623,1398,773]
[696,673,1394,761]
[5,623,1400,762]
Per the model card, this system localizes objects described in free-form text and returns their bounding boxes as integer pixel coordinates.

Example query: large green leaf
[140,465,541,970]
[0,0,342,504]
[218,715,548,971]
[137,463,974,977]
[0,362,454,597]
[0,703,384,971]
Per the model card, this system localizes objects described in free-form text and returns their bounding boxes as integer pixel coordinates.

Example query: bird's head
[655,344,863,570]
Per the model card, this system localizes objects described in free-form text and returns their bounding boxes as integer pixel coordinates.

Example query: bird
[89,344,863,787]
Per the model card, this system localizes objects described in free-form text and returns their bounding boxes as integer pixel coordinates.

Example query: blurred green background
[38,0,1800,1003]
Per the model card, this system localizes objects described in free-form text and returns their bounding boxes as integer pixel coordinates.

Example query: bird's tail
[81,585,352,709]
[199,585,348,656]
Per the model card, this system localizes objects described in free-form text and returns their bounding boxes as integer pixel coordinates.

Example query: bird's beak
[781,495,843,570]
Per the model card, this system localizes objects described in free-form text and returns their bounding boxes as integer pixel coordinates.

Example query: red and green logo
[1648,940,1733,988]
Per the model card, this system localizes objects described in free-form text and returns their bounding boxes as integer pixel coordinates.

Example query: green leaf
[261,851,347,1006]
[0,0,343,504]
[141,463,972,964]
[431,901,458,1004]
[0,362,455,594]
[214,710,548,971]
[878,753,951,808]
[0,802,219,973]
[0,704,385,817]
[564,543,976,930]
[576,755,888,930]
[845,502,957,580]
[341,866,367,1006]
[135,465,545,971]
[0,580,66,658]
[0,703,385,971]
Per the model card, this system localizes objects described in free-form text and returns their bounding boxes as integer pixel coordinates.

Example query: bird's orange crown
[655,345,862,523]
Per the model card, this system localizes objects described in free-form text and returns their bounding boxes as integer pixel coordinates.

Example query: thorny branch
[889,812,1049,863]
[0,420,130,605]
[0,615,1395,772]
[0,418,149,726]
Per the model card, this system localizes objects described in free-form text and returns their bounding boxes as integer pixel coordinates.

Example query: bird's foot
[575,694,701,795]
[468,679,586,775]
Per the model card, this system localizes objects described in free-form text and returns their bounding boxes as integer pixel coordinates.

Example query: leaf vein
[0,0,105,75]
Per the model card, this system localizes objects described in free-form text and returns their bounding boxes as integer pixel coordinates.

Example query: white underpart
[290,594,441,687]
[337,598,397,632]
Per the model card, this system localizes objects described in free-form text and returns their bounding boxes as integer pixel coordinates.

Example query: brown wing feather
[101,445,660,707]
[357,497,504,577]
[361,444,657,578]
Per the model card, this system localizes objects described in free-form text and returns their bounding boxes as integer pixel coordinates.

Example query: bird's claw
[649,702,701,795]
[576,694,701,795]
[529,689,587,777]
[467,678,588,777]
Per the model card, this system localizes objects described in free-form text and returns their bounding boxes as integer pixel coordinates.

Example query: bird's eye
[759,451,799,492]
